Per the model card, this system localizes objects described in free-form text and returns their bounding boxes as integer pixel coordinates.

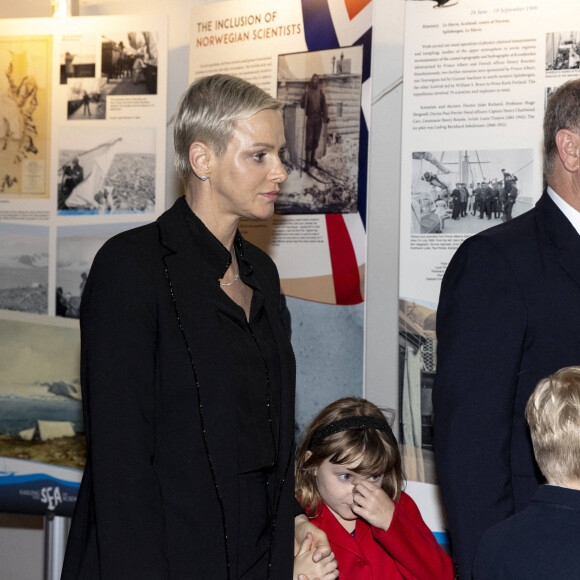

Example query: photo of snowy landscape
[0,224,48,315]
[0,318,85,470]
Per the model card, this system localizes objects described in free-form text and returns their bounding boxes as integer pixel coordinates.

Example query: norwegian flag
[300,0,372,305]
[302,0,372,49]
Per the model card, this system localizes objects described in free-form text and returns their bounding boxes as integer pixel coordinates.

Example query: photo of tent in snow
[0,317,84,471]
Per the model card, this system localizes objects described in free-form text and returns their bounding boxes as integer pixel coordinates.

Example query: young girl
[295,397,453,579]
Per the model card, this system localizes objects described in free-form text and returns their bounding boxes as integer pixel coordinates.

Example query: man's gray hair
[544,79,580,178]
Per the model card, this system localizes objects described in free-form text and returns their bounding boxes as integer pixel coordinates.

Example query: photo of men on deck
[411,149,533,234]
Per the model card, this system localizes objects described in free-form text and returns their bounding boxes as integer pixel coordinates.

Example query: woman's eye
[338,473,351,481]
[252,152,266,161]
[368,475,381,482]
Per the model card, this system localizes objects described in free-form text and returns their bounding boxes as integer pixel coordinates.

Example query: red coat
[311,492,453,579]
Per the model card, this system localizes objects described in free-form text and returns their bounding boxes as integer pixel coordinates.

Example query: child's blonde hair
[295,397,403,518]
[525,366,580,486]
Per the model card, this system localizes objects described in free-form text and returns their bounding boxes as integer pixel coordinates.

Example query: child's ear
[304,450,318,475]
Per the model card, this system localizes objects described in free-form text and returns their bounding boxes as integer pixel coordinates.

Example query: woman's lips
[261,191,278,200]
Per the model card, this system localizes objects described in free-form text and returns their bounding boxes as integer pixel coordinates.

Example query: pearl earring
[200,176,207,181]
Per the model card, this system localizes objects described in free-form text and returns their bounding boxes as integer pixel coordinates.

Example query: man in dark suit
[473,366,580,579]
[491,180,501,218]
[478,180,493,219]
[433,78,580,579]
[451,184,461,219]
[472,182,482,215]
[504,184,518,221]
[459,183,468,217]
[300,73,328,171]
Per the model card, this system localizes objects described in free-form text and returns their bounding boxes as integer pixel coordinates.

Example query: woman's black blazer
[61,197,297,579]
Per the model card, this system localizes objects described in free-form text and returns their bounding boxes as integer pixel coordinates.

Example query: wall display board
[399,0,573,547]
[190,0,372,306]
[0,15,167,516]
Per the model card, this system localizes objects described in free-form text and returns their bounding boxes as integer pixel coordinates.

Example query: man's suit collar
[536,190,580,292]
[536,189,580,249]
[534,484,580,510]
[546,186,580,235]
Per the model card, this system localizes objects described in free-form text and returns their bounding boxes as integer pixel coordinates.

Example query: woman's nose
[272,156,287,184]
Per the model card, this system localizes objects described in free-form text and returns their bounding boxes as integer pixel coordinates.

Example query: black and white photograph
[57,126,156,214]
[59,35,96,84]
[411,149,533,234]
[100,31,159,95]
[546,32,580,71]
[276,45,363,214]
[56,222,146,318]
[66,77,107,120]
[0,223,48,315]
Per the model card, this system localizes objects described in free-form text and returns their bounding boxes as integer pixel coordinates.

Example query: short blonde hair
[173,74,282,186]
[525,366,580,485]
[295,397,403,518]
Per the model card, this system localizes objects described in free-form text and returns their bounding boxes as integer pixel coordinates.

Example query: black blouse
[184,205,280,474]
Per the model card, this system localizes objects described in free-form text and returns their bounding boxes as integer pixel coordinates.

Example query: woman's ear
[188,142,211,179]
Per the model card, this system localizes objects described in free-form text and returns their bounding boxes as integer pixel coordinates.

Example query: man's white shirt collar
[547,186,580,236]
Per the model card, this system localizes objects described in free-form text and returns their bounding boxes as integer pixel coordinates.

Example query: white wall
[0,0,405,576]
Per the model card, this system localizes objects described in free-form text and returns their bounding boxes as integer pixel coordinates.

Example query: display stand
[43,512,69,580]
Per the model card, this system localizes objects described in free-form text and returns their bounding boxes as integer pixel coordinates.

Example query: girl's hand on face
[351,480,395,531]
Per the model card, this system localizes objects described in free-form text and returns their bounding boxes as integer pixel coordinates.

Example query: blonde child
[295,397,453,579]
[474,366,580,578]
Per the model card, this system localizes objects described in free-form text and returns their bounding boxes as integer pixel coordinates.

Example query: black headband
[308,416,394,450]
